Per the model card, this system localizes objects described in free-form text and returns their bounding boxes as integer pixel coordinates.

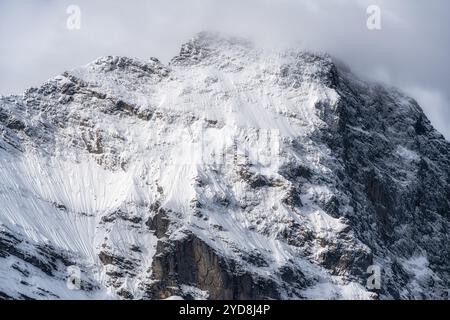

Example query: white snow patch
[302,280,375,300]
[401,256,431,280]
[396,146,420,162]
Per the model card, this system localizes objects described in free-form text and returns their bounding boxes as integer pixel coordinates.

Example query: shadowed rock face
[0,33,449,300]
[318,72,450,298]
[148,233,280,300]
[144,208,280,300]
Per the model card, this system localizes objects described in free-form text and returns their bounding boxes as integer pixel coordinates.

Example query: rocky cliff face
[0,32,449,299]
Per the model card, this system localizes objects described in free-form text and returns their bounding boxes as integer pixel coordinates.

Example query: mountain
[0,32,449,300]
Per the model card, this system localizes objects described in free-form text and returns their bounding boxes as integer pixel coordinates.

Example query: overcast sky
[0,0,448,139]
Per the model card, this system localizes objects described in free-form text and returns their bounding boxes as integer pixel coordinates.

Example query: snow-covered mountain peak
[0,34,449,300]
[170,31,255,66]
[86,56,169,77]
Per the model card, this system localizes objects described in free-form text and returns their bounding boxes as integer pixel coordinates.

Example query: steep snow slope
[0,32,449,300]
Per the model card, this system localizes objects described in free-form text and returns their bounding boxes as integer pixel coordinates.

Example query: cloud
[405,87,450,140]
[0,0,448,139]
